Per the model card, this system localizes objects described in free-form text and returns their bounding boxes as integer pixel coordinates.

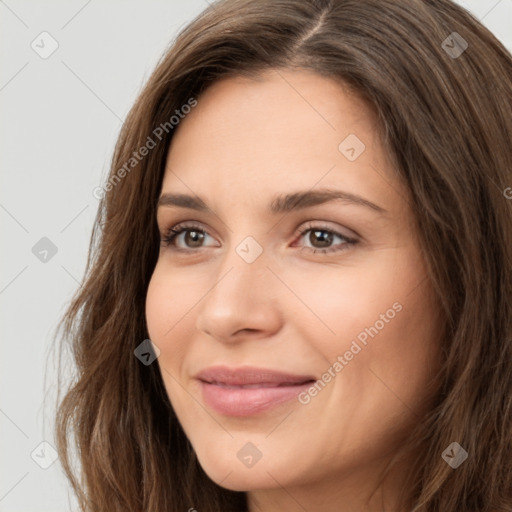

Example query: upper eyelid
[157,204,366,237]
[161,220,350,234]
[161,221,357,244]
[172,223,217,242]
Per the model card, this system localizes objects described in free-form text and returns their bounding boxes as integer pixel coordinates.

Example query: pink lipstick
[196,365,316,416]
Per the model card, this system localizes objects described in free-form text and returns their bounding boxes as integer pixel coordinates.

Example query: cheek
[286,246,439,402]
[274,248,412,345]
[145,264,198,342]
[145,273,170,346]
[145,264,208,386]
[145,270,192,408]
[145,268,187,385]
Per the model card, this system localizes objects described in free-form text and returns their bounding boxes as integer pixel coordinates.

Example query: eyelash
[160,221,358,255]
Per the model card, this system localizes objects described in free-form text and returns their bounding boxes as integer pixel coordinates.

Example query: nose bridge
[210,233,270,300]
[194,231,280,340]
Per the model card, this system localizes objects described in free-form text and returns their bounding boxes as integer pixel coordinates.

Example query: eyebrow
[157,188,387,215]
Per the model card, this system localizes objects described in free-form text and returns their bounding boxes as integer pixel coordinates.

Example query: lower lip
[199,381,313,416]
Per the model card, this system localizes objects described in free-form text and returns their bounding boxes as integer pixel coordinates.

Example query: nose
[194,240,282,344]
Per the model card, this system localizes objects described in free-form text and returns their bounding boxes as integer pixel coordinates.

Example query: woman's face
[146,69,441,503]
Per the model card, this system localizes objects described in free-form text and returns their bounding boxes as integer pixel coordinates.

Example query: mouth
[205,381,314,389]
[195,365,316,416]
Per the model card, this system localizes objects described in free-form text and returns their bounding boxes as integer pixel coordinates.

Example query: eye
[160,222,218,251]
[293,223,358,254]
[160,221,358,254]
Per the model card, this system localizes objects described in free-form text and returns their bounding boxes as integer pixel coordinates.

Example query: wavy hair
[54,0,512,510]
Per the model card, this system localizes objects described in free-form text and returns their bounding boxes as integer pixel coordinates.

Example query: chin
[196,449,280,491]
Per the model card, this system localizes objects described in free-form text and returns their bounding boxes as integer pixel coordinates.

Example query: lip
[196,365,316,416]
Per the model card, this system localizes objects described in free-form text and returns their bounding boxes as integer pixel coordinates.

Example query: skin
[145,68,442,512]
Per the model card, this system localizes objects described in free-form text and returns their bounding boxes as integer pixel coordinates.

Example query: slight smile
[196,365,316,416]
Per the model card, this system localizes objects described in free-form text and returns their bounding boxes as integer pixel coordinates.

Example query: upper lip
[196,365,316,386]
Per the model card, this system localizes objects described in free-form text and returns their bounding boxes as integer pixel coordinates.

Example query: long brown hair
[53,0,512,510]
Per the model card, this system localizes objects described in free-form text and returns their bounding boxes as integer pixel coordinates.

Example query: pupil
[311,229,332,248]
[186,230,203,247]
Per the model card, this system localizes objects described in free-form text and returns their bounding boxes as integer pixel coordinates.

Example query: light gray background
[1,1,510,510]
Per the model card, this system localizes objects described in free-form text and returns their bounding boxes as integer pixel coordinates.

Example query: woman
[54,0,512,510]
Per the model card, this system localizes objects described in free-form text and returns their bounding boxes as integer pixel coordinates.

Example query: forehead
[161,69,405,216]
